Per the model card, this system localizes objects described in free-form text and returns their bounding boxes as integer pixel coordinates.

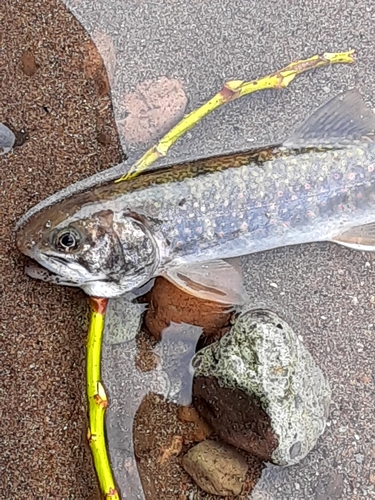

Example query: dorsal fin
[283,89,375,149]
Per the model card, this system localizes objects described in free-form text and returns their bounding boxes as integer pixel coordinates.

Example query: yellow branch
[87,297,119,499]
[115,50,355,182]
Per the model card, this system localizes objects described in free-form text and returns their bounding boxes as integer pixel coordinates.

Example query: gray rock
[153,322,203,405]
[192,309,331,466]
[0,123,15,155]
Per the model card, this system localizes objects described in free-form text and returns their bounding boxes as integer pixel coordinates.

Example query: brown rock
[137,462,159,500]
[96,130,111,145]
[21,49,37,76]
[182,440,248,496]
[178,406,204,424]
[143,277,231,340]
[193,376,278,461]
[157,435,183,464]
[177,406,212,442]
[118,77,187,144]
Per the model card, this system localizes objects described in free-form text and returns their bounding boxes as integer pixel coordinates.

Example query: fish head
[16,201,160,297]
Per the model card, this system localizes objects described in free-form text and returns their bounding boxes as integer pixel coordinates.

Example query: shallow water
[7,0,375,497]
[102,243,375,499]
[60,0,375,497]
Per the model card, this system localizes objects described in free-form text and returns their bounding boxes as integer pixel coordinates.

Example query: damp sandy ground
[2,0,375,498]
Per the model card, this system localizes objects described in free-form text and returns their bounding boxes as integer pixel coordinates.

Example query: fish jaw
[25,260,132,297]
[25,261,82,287]
[25,260,121,294]
[20,241,157,297]
[81,280,138,298]
[24,248,106,286]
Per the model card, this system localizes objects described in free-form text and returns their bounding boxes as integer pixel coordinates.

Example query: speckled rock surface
[118,77,188,145]
[182,440,249,496]
[192,309,331,466]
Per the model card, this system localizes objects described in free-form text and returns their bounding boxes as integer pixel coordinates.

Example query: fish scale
[115,143,375,264]
[16,89,375,300]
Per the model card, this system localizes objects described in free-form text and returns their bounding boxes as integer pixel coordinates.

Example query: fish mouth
[25,261,82,287]
[24,251,99,287]
[24,257,112,292]
[24,260,130,298]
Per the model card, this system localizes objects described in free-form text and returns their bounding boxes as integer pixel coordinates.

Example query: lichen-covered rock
[192,309,331,466]
[182,440,248,496]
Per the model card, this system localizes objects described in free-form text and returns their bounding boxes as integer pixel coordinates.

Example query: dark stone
[193,375,278,461]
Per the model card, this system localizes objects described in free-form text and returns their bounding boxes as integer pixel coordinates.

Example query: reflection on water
[56,2,375,498]
[101,244,375,499]
[102,291,333,499]
[103,300,204,499]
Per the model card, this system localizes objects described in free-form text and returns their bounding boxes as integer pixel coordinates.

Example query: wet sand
[3,0,375,498]
[1,1,122,497]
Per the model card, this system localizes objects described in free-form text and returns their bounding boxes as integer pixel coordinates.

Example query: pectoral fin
[332,222,375,251]
[162,258,248,305]
[283,89,375,149]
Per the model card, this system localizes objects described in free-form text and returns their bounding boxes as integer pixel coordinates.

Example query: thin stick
[115,50,356,182]
[86,297,119,499]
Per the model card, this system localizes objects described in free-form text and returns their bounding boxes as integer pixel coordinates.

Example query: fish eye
[55,228,81,251]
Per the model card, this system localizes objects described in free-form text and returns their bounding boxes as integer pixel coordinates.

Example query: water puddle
[34,1,375,497]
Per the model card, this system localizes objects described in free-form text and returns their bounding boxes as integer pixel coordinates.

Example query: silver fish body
[106,142,375,262]
[16,89,375,300]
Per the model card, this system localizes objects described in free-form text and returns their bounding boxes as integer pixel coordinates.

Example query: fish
[16,89,375,303]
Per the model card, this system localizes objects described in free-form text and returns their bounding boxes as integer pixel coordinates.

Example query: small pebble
[21,49,37,76]
[182,440,249,497]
